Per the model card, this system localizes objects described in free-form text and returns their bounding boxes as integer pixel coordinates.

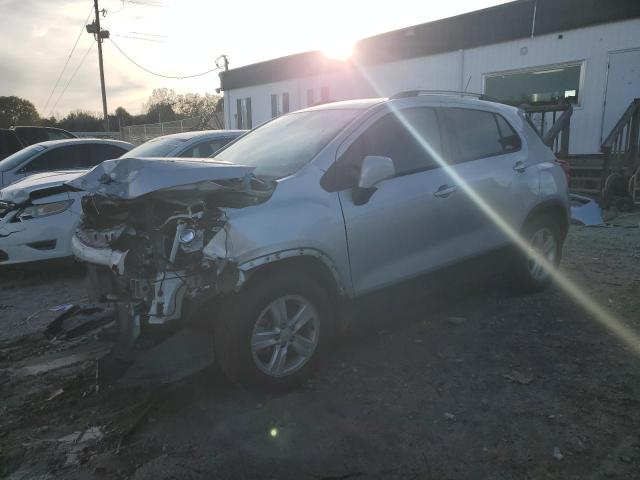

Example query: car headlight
[16,200,74,221]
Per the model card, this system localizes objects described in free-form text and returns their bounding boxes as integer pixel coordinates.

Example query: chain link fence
[120,113,224,145]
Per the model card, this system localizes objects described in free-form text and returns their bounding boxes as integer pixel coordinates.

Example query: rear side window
[444,108,521,163]
[326,107,444,191]
[179,138,233,158]
[87,144,128,166]
[23,145,85,172]
[47,129,75,141]
[0,131,22,156]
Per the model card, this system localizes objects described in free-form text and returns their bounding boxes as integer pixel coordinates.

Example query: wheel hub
[250,295,320,378]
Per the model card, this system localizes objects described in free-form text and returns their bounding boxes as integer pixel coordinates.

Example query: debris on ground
[503,370,534,385]
[446,316,467,325]
[553,447,564,461]
[0,214,639,479]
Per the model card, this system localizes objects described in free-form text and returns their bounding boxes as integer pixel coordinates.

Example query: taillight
[554,158,570,183]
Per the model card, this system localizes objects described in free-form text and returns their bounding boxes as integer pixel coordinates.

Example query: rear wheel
[214,269,332,390]
[512,215,562,292]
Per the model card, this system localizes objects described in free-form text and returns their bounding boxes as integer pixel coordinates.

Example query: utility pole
[88,0,109,132]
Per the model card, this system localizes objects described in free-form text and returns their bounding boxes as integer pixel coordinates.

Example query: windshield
[0,144,46,172]
[214,109,361,178]
[123,137,188,158]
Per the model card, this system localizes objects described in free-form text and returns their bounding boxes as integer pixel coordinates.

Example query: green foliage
[0,96,40,128]
[0,89,221,132]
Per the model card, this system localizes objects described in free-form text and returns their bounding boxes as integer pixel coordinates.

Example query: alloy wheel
[250,295,320,377]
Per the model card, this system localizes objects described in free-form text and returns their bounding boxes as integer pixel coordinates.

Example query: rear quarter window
[444,108,521,163]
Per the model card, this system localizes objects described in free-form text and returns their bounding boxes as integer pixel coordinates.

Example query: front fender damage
[68,160,276,373]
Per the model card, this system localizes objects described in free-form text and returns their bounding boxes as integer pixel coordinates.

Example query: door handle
[433,184,457,198]
[513,161,527,173]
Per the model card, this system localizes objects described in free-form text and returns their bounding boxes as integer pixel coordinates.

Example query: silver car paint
[66,157,256,199]
[205,97,568,297]
[70,97,570,325]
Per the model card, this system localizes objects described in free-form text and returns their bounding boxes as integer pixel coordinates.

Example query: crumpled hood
[0,170,87,204]
[66,157,256,200]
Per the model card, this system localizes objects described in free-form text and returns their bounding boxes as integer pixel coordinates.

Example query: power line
[42,4,95,113]
[49,41,96,116]
[109,38,221,79]
[126,0,168,7]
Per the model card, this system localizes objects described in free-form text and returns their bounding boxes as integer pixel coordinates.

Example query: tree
[57,110,104,132]
[113,106,133,127]
[0,96,40,128]
[175,92,220,118]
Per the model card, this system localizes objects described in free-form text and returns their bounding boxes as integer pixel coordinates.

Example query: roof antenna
[464,75,472,93]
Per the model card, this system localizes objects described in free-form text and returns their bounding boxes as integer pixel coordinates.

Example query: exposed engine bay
[69,157,275,352]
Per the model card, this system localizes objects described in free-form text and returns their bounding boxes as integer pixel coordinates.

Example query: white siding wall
[224,18,640,154]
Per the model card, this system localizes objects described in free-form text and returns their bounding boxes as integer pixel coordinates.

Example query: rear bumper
[0,211,77,265]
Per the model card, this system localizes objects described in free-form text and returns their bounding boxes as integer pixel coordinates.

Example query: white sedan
[0,130,245,265]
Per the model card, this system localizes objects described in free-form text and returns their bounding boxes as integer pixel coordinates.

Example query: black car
[0,126,76,160]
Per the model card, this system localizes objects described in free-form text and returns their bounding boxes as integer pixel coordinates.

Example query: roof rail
[389,90,500,103]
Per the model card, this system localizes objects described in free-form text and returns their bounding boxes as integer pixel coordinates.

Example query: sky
[0,0,510,118]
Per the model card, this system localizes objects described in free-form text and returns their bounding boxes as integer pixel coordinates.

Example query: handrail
[522,103,573,158]
[521,104,571,113]
[600,98,640,196]
[542,105,573,152]
[602,98,640,149]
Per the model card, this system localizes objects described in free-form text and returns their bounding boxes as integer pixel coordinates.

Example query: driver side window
[324,107,444,191]
[23,145,85,173]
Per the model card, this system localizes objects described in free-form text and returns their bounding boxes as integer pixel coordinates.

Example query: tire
[511,215,563,293]
[214,269,333,390]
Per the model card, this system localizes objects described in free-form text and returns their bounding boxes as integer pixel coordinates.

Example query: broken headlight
[16,199,74,221]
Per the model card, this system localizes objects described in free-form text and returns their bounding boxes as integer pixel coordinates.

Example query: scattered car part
[569,194,604,226]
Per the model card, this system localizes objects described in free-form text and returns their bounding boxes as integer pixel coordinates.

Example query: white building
[219,0,640,156]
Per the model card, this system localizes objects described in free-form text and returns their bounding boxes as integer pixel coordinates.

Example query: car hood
[0,169,88,205]
[65,157,257,200]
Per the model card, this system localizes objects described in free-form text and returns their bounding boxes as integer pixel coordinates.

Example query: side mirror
[353,155,395,205]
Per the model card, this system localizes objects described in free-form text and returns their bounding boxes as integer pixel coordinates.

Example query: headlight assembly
[16,199,74,221]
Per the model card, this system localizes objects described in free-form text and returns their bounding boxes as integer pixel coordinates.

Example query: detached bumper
[0,211,77,265]
[71,234,128,274]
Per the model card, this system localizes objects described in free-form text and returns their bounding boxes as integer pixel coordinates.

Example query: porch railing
[600,98,640,193]
[522,104,573,158]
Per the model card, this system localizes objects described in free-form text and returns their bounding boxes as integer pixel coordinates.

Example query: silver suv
[70,92,570,389]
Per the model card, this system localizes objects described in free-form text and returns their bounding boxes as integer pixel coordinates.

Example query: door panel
[335,107,459,295]
[441,107,529,255]
[340,165,478,294]
[603,48,640,141]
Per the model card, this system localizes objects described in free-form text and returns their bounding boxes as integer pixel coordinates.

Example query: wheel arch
[522,199,570,240]
[238,248,349,302]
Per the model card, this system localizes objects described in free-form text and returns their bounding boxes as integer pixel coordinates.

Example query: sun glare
[321,40,354,60]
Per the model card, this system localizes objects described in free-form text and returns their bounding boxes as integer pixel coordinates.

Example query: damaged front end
[68,157,275,354]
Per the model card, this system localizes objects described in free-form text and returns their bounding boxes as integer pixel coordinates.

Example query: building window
[270,92,290,118]
[236,97,252,129]
[306,87,330,106]
[321,86,330,102]
[484,62,583,107]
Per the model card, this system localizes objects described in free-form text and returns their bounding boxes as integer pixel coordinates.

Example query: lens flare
[351,62,640,356]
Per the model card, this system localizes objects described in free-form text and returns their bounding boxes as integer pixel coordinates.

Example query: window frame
[441,107,523,164]
[86,143,128,167]
[22,144,87,173]
[179,137,234,158]
[321,105,449,192]
[482,60,585,108]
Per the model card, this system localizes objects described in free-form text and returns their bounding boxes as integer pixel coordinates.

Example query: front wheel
[214,270,333,390]
[512,216,563,293]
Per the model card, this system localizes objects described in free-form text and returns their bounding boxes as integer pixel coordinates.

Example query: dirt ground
[1,214,639,480]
